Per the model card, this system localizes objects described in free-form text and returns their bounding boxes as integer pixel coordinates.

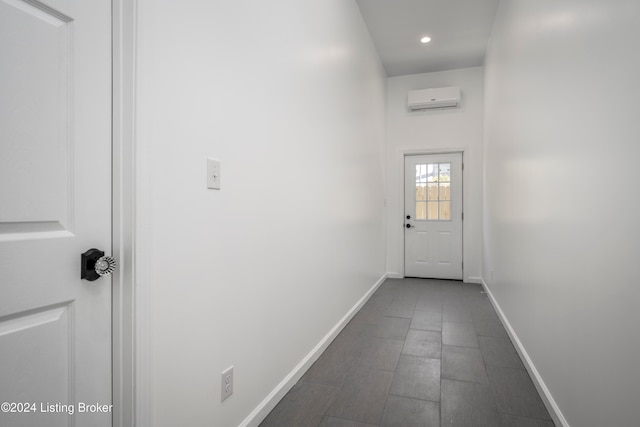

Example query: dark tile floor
[260,278,554,427]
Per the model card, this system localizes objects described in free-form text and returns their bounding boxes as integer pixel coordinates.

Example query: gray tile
[325,367,394,424]
[442,293,472,305]
[384,298,416,318]
[442,322,479,348]
[487,365,551,420]
[415,285,444,297]
[474,317,509,338]
[303,333,363,387]
[357,336,404,371]
[410,310,442,332]
[472,301,501,322]
[328,331,366,362]
[377,279,406,293]
[479,336,524,369]
[389,355,440,401]
[260,382,338,427]
[441,379,504,427]
[344,319,375,336]
[502,414,555,427]
[302,355,351,387]
[370,316,411,340]
[319,416,377,427]
[414,297,442,313]
[442,345,488,383]
[351,305,385,324]
[443,303,473,323]
[347,315,410,340]
[461,283,485,293]
[402,329,441,359]
[441,295,466,307]
[441,281,466,292]
[379,395,439,427]
[365,294,394,311]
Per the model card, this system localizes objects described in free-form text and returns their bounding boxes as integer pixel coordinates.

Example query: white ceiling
[355,0,500,77]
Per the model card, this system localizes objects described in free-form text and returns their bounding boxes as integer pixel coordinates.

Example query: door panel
[0,0,112,426]
[414,231,429,263]
[438,231,452,264]
[0,0,72,235]
[404,153,462,279]
[0,305,71,427]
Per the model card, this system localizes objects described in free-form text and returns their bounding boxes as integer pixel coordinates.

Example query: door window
[415,163,451,221]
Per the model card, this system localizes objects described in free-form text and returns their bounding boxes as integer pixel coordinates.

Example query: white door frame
[112,1,143,426]
[396,147,466,279]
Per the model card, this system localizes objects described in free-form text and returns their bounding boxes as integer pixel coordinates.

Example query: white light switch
[207,158,221,190]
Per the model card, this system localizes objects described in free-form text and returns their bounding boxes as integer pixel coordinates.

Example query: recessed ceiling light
[420,36,432,44]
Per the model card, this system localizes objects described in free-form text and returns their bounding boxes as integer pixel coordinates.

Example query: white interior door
[0,0,112,426]
[404,153,463,279]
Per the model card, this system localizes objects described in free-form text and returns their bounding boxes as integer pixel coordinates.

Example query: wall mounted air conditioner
[407,86,460,111]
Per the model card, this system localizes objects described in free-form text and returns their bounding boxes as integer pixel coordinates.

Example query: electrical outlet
[221,366,233,402]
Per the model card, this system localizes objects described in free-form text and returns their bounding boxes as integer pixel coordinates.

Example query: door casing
[112,1,138,426]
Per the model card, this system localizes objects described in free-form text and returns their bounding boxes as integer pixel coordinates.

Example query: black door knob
[406,224,412,229]
[81,248,116,281]
[406,215,411,220]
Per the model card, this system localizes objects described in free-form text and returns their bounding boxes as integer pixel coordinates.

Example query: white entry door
[0,0,112,426]
[404,153,463,279]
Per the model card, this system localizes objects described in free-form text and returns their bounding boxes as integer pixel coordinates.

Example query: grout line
[440,376,490,387]
[382,314,414,319]
[387,392,441,404]
[441,319,475,324]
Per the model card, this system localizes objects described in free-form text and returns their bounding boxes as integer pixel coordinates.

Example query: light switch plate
[207,158,221,190]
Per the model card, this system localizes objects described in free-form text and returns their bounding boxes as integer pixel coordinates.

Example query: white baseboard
[480,278,569,427]
[386,272,403,279]
[239,273,388,427]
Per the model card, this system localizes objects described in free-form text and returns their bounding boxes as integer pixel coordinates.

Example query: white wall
[135,1,387,426]
[483,1,640,426]
[386,68,484,282]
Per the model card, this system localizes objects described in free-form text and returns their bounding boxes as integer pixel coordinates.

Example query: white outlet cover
[221,366,233,402]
